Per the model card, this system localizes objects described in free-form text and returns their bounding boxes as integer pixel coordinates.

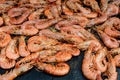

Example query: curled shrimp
[94,47,107,72]
[28,36,59,52]
[0,61,34,80]
[82,44,101,80]
[6,38,20,60]
[39,29,83,44]
[21,20,38,36]
[35,18,62,29]
[0,48,16,69]
[19,36,30,57]
[35,61,70,76]
[8,7,32,25]
[102,54,118,80]
[104,26,120,38]
[0,32,11,48]
[77,40,102,51]
[83,0,101,13]
[40,51,72,62]
[97,30,119,48]
[87,13,107,27]
[28,8,44,20]
[16,50,57,67]
[105,4,119,17]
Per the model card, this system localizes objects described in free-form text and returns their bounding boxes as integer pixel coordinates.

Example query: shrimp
[82,44,101,80]
[97,30,119,48]
[19,36,30,57]
[0,61,34,80]
[35,18,62,29]
[62,2,73,16]
[40,50,72,62]
[39,29,83,44]
[0,32,11,48]
[77,40,102,51]
[6,38,20,60]
[0,17,3,26]
[28,8,44,20]
[9,8,32,25]
[0,25,22,35]
[100,0,108,12]
[27,36,59,52]
[94,47,107,72]
[21,20,38,36]
[105,4,119,17]
[83,0,101,13]
[103,54,118,80]
[104,26,120,38]
[35,61,70,76]
[87,13,107,27]
[0,48,16,69]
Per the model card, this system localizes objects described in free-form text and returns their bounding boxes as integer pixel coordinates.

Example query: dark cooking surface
[0,51,120,80]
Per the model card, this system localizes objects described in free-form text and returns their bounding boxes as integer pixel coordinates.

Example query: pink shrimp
[19,36,30,57]
[27,36,59,52]
[35,18,62,29]
[94,47,108,72]
[87,13,107,27]
[0,48,16,69]
[82,44,101,80]
[39,29,83,44]
[40,51,72,62]
[0,32,11,48]
[105,4,119,17]
[35,61,70,76]
[9,8,32,25]
[104,26,120,38]
[0,61,34,80]
[103,54,118,80]
[21,20,38,36]
[97,30,119,48]
[28,8,44,20]
[83,0,101,13]
[6,38,20,60]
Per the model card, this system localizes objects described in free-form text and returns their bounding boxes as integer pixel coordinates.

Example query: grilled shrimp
[77,40,102,51]
[97,30,119,48]
[39,29,83,44]
[6,38,20,60]
[100,0,108,12]
[28,36,59,52]
[82,44,101,80]
[104,26,120,38]
[35,61,70,76]
[94,47,107,72]
[28,8,44,20]
[0,48,16,69]
[0,32,11,48]
[16,50,57,67]
[87,13,107,27]
[19,36,30,57]
[83,0,101,13]
[103,54,118,80]
[35,18,62,29]
[40,51,72,62]
[0,61,34,80]
[105,4,119,17]
[21,20,38,36]
[8,7,32,25]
